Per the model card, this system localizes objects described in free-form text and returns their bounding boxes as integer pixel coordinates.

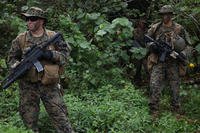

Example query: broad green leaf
[86,13,101,20]
[0,59,7,68]
[79,41,91,49]
[195,43,200,53]
[96,30,107,36]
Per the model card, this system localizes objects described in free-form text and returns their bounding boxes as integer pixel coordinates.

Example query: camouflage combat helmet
[159,5,174,14]
[21,7,46,20]
[173,36,186,52]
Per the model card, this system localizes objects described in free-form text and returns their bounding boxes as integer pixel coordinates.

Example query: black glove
[40,50,53,60]
[149,44,159,53]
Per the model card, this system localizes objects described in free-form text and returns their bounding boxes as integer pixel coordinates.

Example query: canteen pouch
[179,63,187,77]
[41,64,59,85]
[147,53,158,72]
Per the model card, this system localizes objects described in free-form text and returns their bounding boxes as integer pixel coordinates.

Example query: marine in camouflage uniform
[7,7,73,133]
[146,5,191,115]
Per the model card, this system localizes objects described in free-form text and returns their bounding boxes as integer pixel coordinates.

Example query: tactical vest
[17,30,60,84]
[147,22,187,76]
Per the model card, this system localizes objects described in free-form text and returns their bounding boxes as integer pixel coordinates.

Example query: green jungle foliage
[0,0,200,132]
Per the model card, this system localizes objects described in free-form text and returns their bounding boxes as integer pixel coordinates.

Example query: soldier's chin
[163,19,170,24]
[28,27,36,32]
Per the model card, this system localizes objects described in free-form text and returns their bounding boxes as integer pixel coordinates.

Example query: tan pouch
[41,64,60,85]
[147,53,158,72]
[179,63,187,77]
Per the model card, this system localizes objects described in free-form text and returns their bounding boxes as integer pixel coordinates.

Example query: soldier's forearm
[51,50,68,65]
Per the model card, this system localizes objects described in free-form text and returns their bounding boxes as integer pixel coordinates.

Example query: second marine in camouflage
[146,5,191,116]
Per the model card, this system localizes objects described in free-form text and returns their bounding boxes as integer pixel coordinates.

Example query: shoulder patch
[151,22,161,29]
[148,22,162,36]
[16,32,26,40]
[16,31,27,49]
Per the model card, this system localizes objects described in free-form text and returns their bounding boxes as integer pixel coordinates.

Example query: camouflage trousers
[149,60,180,113]
[18,80,73,133]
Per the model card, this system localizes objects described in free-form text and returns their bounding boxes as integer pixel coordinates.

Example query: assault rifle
[144,35,187,63]
[1,32,64,89]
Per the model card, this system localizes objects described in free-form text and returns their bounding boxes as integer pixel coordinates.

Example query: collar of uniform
[25,29,49,44]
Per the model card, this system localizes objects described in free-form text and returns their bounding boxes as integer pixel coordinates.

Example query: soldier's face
[162,13,172,24]
[26,17,44,32]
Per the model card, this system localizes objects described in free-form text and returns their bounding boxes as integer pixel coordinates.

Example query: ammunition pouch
[147,53,158,72]
[41,64,60,85]
[179,63,187,77]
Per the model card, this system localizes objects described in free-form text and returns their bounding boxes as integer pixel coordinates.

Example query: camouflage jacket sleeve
[7,36,22,69]
[146,25,155,38]
[51,40,71,66]
[145,24,157,49]
[146,22,161,38]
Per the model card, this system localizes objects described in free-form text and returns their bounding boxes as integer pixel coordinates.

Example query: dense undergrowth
[0,81,199,133]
